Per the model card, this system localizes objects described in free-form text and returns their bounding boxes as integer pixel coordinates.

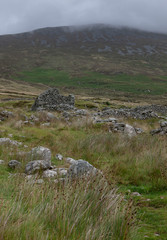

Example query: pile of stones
[94,117,143,137]
[31,88,75,111]
[95,105,167,120]
[150,121,167,135]
[0,140,99,183]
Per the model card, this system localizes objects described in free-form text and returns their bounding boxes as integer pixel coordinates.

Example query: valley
[0,24,167,239]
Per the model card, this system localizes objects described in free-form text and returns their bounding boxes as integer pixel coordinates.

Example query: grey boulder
[25,160,51,174]
[68,159,97,178]
[43,169,58,178]
[8,160,21,169]
[124,124,137,137]
[28,146,51,164]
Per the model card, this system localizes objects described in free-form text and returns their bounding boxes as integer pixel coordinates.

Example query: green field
[14,68,167,95]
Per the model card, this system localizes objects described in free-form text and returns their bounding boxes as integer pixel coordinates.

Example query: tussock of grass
[0,176,138,240]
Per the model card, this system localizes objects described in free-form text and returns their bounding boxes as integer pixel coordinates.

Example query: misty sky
[0,0,167,35]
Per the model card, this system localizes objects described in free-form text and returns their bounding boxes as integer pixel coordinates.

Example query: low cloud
[0,0,167,35]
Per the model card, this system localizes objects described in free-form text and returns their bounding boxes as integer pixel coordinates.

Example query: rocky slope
[1,24,167,78]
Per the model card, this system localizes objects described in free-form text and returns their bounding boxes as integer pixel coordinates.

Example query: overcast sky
[0,0,167,35]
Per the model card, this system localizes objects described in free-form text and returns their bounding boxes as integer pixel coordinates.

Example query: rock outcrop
[31,88,75,111]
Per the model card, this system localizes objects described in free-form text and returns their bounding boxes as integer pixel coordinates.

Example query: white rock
[41,122,51,127]
[43,170,58,178]
[131,192,141,197]
[0,160,4,164]
[46,112,56,121]
[56,154,63,161]
[58,168,68,176]
[124,124,137,137]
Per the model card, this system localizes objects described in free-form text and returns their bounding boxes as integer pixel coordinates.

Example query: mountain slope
[1,24,167,97]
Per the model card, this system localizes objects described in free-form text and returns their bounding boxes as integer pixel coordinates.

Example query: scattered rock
[31,88,75,111]
[41,122,51,127]
[131,192,141,197]
[28,146,51,164]
[68,159,97,178]
[0,160,4,164]
[43,169,58,178]
[108,121,142,136]
[95,117,117,124]
[46,112,57,121]
[150,121,167,135]
[0,110,14,121]
[8,160,21,169]
[56,154,63,161]
[135,128,144,134]
[25,160,51,174]
[111,122,125,132]
[124,124,137,137]
[29,114,39,122]
[53,168,68,177]
[0,138,22,146]
[58,168,68,177]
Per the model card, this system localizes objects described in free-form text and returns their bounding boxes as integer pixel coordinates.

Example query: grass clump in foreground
[0,175,138,240]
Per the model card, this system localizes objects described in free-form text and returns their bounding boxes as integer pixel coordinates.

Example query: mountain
[1,24,167,53]
[1,24,167,97]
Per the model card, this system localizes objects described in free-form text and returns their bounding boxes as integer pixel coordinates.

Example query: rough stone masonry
[32,88,75,111]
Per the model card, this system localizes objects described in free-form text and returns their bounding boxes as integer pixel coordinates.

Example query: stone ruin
[31,88,75,111]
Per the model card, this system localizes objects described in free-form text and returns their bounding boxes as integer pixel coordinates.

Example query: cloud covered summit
[0,0,167,35]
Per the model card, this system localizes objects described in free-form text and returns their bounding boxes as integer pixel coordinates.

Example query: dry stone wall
[32,88,75,111]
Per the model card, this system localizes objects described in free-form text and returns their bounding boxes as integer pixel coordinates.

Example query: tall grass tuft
[0,176,138,240]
